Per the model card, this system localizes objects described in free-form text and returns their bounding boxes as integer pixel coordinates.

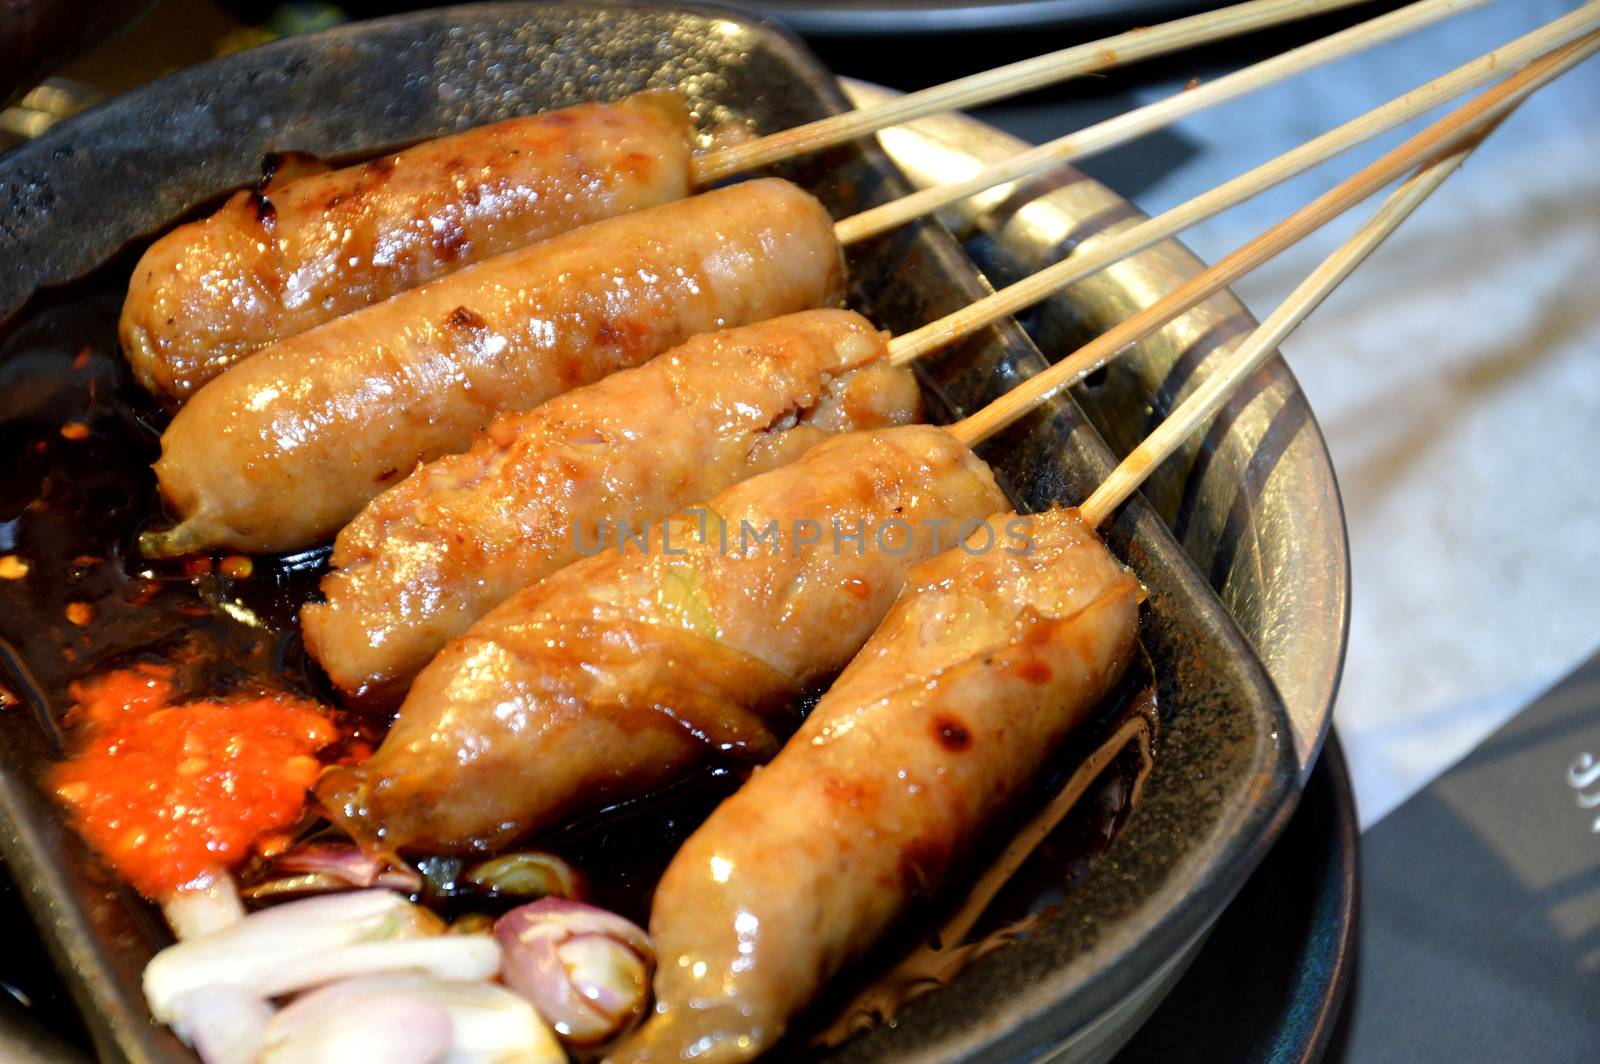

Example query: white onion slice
[262,973,562,1064]
[169,984,272,1064]
[144,890,447,1023]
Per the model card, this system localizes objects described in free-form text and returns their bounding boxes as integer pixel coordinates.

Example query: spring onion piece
[261,973,563,1064]
[495,899,655,1045]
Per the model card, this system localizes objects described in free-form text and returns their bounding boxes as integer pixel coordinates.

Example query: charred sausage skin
[302,310,922,705]
[121,94,694,405]
[611,508,1140,1064]
[146,179,845,556]
[314,425,1008,854]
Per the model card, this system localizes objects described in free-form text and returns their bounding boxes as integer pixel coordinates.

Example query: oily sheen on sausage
[611,508,1140,1064]
[302,310,921,704]
[314,426,1008,853]
[145,179,844,555]
[121,93,695,404]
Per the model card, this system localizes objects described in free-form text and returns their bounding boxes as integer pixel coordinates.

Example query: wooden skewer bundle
[703,13,1595,525]
[1074,104,1518,525]
[691,0,1382,183]
[946,28,1600,450]
[815,7,1600,436]
[656,0,1515,246]
[639,0,1600,401]
[832,0,1493,244]
[887,1,1600,366]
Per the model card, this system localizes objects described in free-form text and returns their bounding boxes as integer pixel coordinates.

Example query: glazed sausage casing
[146,179,844,555]
[314,426,1008,853]
[302,309,921,704]
[610,509,1140,1064]
[121,93,694,405]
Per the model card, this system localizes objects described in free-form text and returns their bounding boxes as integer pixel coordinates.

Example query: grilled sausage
[302,310,921,705]
[610,508,1140,1064]
[142,179,844,556]
[121,93,694,405]
[314,425,1008,854]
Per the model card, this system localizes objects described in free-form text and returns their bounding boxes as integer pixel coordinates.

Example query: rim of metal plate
[844,78,1349,782]
[739,0,1217,36]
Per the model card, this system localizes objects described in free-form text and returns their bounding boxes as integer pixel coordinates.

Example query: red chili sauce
[50,664,335,897]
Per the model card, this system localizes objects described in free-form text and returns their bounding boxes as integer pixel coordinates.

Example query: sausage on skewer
[314,425,1009,853]
[302,309,921,704]
[142,178,843,556]
[609,507,1139,1064]
[121,93,694,405]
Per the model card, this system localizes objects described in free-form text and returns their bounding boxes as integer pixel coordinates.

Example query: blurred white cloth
[1079,0,1600,826]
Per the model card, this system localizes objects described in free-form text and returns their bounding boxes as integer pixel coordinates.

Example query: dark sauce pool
[0,256,331,715]
[0,244,1158,1050]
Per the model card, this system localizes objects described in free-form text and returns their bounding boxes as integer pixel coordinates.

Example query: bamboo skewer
[943,30,1600,450]
[832,0,1490,246]
[690,0,1378,185]
[883,0,1600,367]
[1077,119,1494,528]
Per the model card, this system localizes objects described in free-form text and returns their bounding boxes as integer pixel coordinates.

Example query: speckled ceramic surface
[0,4,1313,1062]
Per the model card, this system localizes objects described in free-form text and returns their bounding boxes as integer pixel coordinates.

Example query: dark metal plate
[0,3,1301,1061]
